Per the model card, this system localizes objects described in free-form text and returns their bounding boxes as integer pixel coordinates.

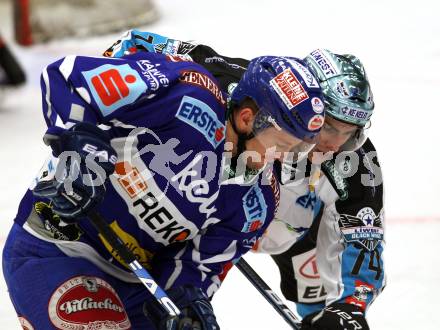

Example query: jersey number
[352,249,382,280]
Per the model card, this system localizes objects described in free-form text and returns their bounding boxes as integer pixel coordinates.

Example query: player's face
[246,127,304,169]
[313,116,358,153]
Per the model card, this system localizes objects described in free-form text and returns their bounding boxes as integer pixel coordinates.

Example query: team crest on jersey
[175,95,225,148]
[48,276,131,330]
[241,184,267,233]
[338,207,384,251]
[82,63,147,116]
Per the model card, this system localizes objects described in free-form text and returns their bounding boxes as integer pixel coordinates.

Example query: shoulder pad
[321,138,383,213]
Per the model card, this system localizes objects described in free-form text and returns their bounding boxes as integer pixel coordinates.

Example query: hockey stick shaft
[88,211,181,324]
[236,258,301,329]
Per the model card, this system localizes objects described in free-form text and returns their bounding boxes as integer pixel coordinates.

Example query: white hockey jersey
[255,138,386,313]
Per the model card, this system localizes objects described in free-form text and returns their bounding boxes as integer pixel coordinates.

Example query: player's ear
[234,107,255,134]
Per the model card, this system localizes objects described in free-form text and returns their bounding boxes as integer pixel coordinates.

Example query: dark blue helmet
[230,56,325,141]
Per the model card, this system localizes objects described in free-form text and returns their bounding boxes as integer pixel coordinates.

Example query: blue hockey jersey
[14,52,279,298]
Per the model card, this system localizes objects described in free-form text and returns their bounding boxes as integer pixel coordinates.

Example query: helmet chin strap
[228,111,255,172]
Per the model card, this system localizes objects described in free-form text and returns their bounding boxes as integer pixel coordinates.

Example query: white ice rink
[1,0,440,329]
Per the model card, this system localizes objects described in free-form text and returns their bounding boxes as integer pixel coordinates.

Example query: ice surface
[1,0,439,328]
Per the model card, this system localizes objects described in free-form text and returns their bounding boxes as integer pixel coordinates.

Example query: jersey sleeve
[316,139,386,312]
[39,52,193,131]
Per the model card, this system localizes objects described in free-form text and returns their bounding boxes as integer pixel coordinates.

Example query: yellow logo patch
[99,221,154,270]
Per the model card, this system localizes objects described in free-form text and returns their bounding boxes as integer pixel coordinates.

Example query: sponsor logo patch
[345,280,374,310]
[336,80,350,97]
[180,70,226,105]
[299,254,320,279]
[309,49,338,78]
[48,276,131,330]
[241,184,267,233]
[341,106,370,120]
[175,95,225,148]
[311,97,324,113]
[99,221,154,270]
[136,59,170,91]
[82,64,147,116]
[166,54,193,62]
[115,162,148,198]
[112,157,200,245]
[296,191,317,210]
[321,159,349,200]
[288,60,320,89]
[308,114,325,130]
[270,68,309,109]
[292,249,327,303]
[164,39,182,55]
[162,39,197,55]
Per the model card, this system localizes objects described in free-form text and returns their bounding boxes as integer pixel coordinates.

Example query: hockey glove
[33,122,117,221]
[144,285,220,330]
[301,303,369,330]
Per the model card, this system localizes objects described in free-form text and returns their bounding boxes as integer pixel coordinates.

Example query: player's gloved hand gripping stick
[33,122,181,329]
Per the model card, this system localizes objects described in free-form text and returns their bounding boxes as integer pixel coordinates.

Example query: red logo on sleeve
[91,69,132,106]
[82,63,147,116]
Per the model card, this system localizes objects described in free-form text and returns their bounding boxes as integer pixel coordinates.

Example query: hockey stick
[88,211,180,328]
[236,258,301,329]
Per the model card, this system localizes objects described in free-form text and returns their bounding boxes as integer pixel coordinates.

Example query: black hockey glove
[33,122,117,221]
[301,303,369,330]
[144,285,220,330]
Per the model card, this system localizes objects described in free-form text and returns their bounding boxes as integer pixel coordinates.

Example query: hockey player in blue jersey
[2,46,325,328]
[102,31,384,330]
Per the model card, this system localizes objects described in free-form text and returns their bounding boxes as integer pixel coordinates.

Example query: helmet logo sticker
[309,49,337,78]
[341,106,370,120]
[311,97,324,113]
[336,81,350,98]
[308,115,324,131]
[269,68,309,110]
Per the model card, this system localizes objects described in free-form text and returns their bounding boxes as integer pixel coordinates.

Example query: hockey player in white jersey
[256,50,384,330]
